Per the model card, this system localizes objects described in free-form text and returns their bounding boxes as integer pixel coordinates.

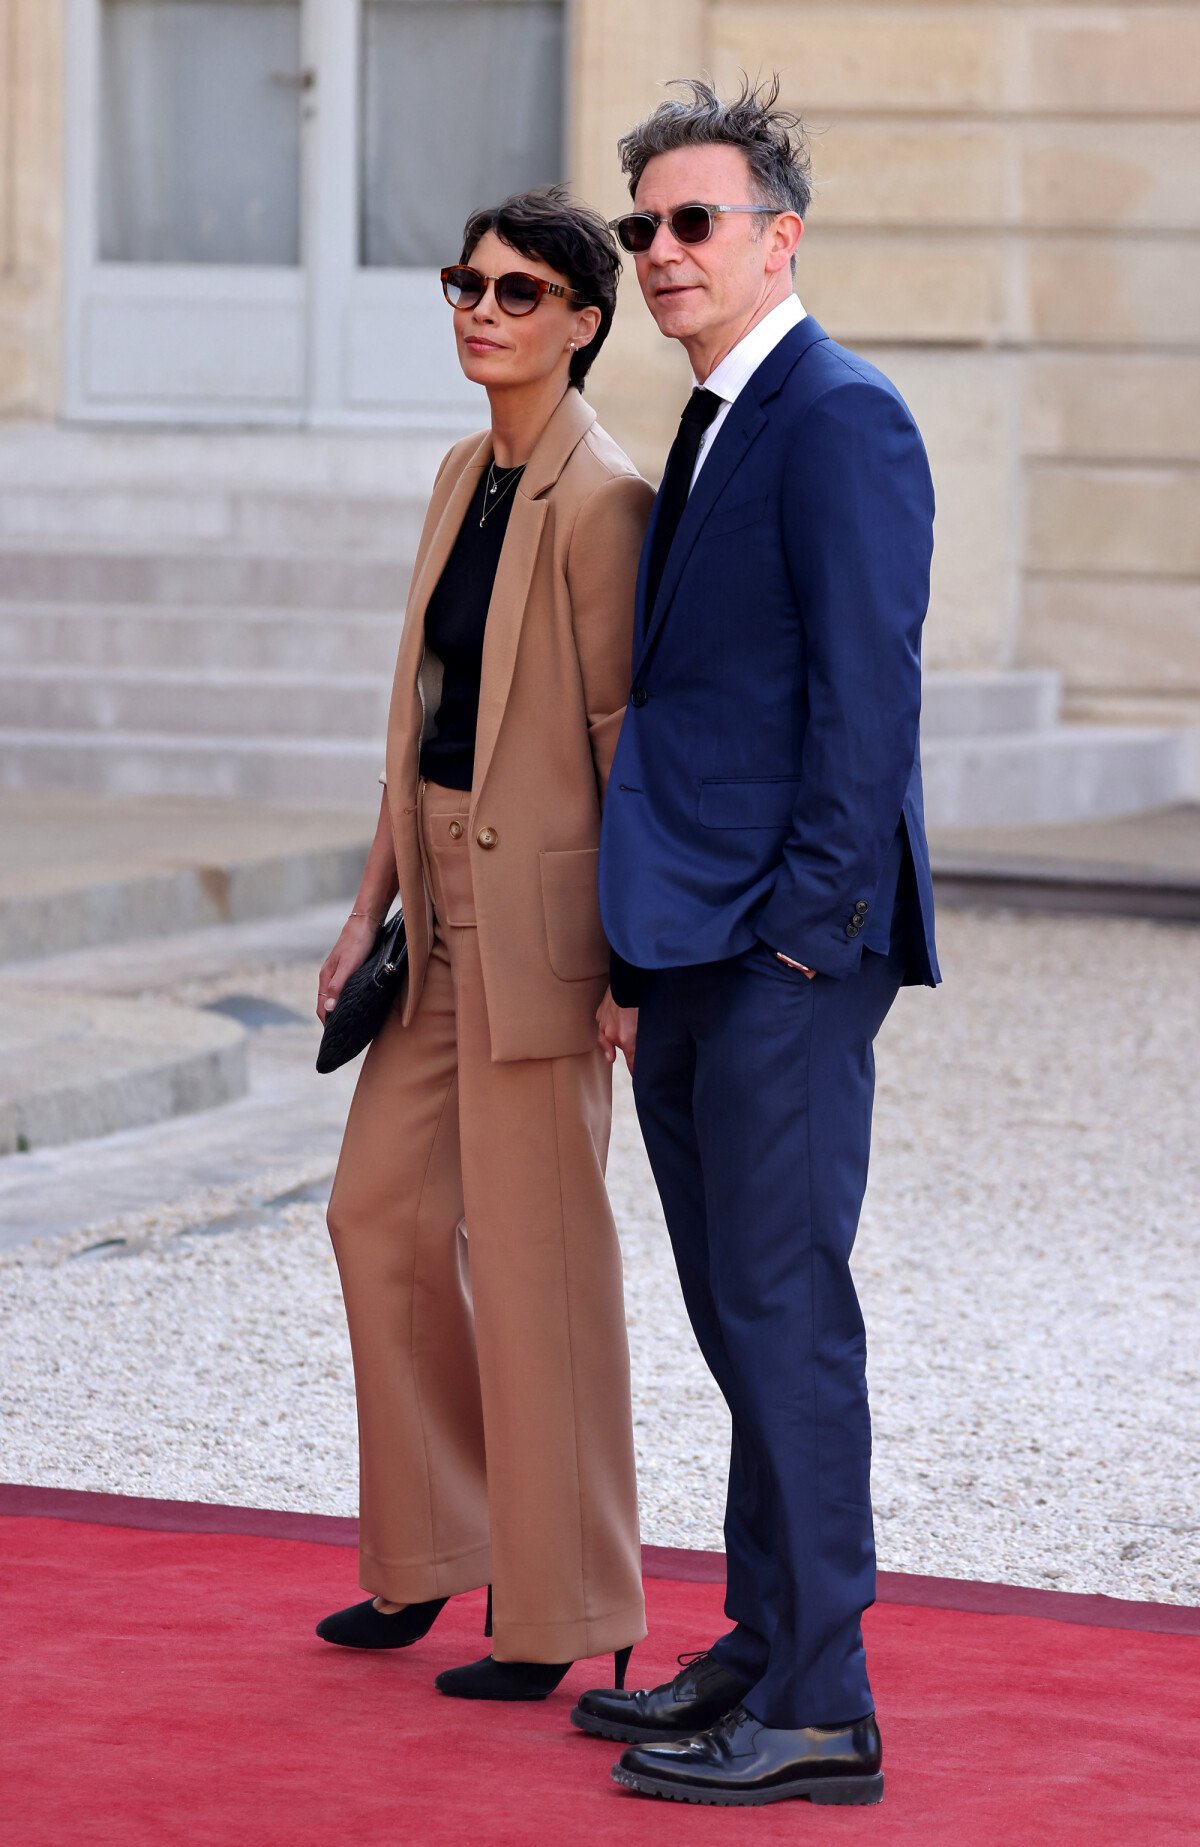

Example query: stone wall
[575,1,1200,707]
[1,2,1194,712]
[0,0,63,419]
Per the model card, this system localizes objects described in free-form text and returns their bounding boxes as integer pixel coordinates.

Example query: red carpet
[2,1494,1198,1845]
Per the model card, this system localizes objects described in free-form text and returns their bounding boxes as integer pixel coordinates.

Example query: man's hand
[596,987,638,1073]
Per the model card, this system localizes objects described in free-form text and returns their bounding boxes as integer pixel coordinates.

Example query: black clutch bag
[315,908,408,1074]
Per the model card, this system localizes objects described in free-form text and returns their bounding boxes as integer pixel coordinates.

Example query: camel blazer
[384,388,653,1063]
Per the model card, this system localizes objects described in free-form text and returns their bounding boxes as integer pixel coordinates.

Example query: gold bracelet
[348,909,381,924]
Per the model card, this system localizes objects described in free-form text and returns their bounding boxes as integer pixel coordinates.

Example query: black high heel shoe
[317,1585,493,1650]
[435,1642,633,1703]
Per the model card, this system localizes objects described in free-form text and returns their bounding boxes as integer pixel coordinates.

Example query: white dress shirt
[690,292,807,490]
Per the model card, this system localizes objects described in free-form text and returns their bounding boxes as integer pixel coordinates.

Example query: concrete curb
[0,992,248,1154]
[0,839,370,964]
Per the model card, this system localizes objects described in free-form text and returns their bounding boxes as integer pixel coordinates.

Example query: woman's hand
[316,916,379,1026]
[596,987,638,1073]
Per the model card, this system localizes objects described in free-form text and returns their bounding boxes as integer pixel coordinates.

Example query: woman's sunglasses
[610,203,777,254]
[440,265,589,318]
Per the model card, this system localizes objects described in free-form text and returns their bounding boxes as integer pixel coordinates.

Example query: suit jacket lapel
[472,492,547,798]
[633,399,766,670]
[385,436,489,786]
[633,316,829,673]
[472,388,597,799]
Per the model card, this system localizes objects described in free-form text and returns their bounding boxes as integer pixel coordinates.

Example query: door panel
[99,0,302,265]
[67,0,308,423]
[83,278,305,405]
[359,0,563,268]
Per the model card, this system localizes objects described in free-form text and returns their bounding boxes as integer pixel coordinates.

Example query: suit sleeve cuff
[609,951,645,1009]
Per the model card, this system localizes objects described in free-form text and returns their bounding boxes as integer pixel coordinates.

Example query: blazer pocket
[702,493,768,540]
[539,848,609,982]
[698,776,802,829]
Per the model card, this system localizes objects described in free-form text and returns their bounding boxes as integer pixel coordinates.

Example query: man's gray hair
[617,74,811,220]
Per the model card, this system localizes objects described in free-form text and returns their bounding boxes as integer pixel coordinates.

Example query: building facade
[2,0,1197,721]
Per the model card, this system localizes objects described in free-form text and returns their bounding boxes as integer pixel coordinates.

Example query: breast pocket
[697,777,801,830]
[539,848,609,982]
[701,493,768,541]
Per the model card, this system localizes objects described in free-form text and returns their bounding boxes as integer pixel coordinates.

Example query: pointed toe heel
[315,1594,449,1649]
[436,1639,636,1702]
[435,1655,572,1701]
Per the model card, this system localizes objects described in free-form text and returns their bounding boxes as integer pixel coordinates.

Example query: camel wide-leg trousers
[326,781,646,1664]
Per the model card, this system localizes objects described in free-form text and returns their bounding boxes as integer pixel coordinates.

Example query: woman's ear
[572,304,602,352]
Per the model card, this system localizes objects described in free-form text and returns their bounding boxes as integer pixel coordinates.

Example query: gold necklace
[479,460,524,527]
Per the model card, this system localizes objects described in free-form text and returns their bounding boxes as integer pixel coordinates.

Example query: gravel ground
[1,906,1197,1603]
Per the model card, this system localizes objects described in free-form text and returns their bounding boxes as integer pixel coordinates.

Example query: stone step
[920,669,1061,739]
[0,603,402,674]
[0,488,429,554]
[0,729,382,809]
[922,725,1196,828]
[1,722,1194,827]
[0,661,1064,746]
[0,420,454,495]
[0,791,372,964]
[0,666,390,741]
[0,989,247,1155]
[0,547,412,611]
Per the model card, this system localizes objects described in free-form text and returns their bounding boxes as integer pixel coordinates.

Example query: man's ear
[765,213,803,277]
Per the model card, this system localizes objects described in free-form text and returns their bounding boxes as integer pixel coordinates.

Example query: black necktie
[645,387,723,614]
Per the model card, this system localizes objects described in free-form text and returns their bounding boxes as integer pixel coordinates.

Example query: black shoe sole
[611,1766,884,1807]
[569,1705,686,1743]
[316,1634,423,1650]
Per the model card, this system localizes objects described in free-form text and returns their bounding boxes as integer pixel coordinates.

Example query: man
[576,78,940,1808]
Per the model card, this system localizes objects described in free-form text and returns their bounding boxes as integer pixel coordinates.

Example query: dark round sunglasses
[440,264,589,317]
[610,203,778,254]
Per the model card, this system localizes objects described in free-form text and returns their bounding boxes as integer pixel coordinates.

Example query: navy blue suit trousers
[633,940,903,1728]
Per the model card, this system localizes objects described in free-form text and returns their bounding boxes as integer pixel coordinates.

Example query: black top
[418,463,523,790]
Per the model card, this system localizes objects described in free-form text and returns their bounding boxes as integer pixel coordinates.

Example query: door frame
[63,0,570,428]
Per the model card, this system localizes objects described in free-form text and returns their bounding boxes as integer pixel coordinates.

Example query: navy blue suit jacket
[599,317,940,986]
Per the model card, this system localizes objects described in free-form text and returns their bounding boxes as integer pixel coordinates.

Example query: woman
[314,189,651,1700]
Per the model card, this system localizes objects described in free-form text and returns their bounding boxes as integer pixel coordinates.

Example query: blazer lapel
[471,389,596,800]
[633,316,829,673]
[385,435,489,786]
[633,398,765,671]
[472,493,547,799]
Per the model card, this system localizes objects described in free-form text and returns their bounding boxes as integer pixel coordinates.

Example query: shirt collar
[692,294,807,405]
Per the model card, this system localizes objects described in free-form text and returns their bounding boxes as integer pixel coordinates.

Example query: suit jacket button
[477,827,498,849]
[855,900,868,914]
[630,687,648,708]
[448,821,463,839]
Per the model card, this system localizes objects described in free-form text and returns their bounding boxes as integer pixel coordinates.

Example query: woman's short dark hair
[460,186,621,390]
[618,74,811,221]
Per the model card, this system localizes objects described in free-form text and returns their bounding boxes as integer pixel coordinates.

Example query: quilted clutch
[315,908,408,1074]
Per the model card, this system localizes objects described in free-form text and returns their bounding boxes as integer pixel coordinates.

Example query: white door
[65,0,566,427]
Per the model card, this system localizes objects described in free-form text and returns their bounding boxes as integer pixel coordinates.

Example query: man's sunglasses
[440,265,589,317]
[610,203,778,254]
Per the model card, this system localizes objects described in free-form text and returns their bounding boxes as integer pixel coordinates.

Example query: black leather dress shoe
[570,1650,751,1743]
[611,1704,883,1807]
